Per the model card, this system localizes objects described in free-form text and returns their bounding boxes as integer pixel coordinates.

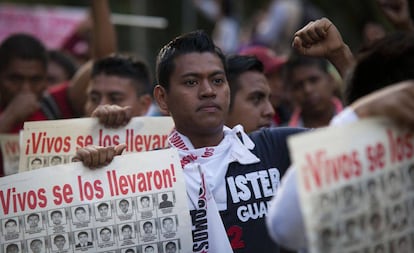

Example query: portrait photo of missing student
[404,164,414,190]
[142,243,158,253]
[339,184,361,212]
[140,219,156,237]
[163,240,179,253]
[48,209,67,227]
[29,157,45,170]
[367,211,385,239]
[158,192,174,209]
[388,202,408,232]
[138,195,153,211]
[95,201,112,221]
[390,235,412,253]
[119,223,136,241]
[317,225,338,252]
[117,198,133,217]
[341,217,363,246]
[122,247,137,253]
[364,177,383,206]
[3,217,20,235]
[28,238,46,253]
[51,233,70,252]
[161,216,177,234]
[49,155,64,166]
[4,241,21,253]
[97,226,115,245]
[72,205,90,224]
[25,212,43,233]
[75,230,93,249]
[383,170,403,200]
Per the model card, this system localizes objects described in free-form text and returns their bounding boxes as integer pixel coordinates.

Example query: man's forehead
[173,52,225,76]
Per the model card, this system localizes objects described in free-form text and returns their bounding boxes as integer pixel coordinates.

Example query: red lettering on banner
[303,149,361,192]
[106,164,176,197]
[387,129,414,164]
[25,132,71,154]
[125,129,168,152]
[0,187,47,215]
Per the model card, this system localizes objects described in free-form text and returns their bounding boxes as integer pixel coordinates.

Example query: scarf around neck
[168,125,260,210]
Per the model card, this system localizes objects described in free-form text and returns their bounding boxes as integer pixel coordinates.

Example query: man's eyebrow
[181,70,226,78]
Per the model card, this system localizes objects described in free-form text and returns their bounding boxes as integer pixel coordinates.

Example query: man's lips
[196,103,221,112]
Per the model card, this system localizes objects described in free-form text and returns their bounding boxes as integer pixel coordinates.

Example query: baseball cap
[239,45,287,75]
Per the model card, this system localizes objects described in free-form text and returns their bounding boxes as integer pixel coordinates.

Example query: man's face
[141,198,150,208]
[28,215,39,228]
[54,236,66,250]
[30,240,42,253]
[144,246,154,253]
[6,244,19,253]
[50,157,62,166]
[100,229,111,242]
[289,65,333,115]
[79,233,88,244]
[144,223,153,234]
[98,205,109,217]
[122,227,132,239]
[75,209,87,221]
[5,221,17,233]
[51,212,62,225]
[226,71,274,133]
[0,58,46,106]
[156,52,229,141]
[163,219,174,232]
[119,201,129,213]
[165,243,176,253]
[31,160,42,169]
[85,74,149,116]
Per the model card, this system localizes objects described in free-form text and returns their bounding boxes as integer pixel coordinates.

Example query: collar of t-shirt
[168,125,260,210]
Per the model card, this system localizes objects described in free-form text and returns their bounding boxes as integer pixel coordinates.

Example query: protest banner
[19,117,175,172]
[288,118,414,253]
[0,134,20,176]
[0,3,86,49]
[1,148,192,253]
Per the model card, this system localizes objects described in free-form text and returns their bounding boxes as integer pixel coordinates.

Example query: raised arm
[377,0,414,31]
[68,0,117,116]
[292,17,355,78]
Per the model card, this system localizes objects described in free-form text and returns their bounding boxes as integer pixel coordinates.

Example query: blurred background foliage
[2,0,412,71]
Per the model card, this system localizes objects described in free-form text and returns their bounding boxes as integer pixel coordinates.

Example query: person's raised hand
[292,17,354,77]
[377,0,414,31]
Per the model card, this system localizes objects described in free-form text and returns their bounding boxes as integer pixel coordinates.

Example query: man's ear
[153,85,170,115]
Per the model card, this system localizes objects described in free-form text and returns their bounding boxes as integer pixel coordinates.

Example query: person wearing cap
[239,45,291,126]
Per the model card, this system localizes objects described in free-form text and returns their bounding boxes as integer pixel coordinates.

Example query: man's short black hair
[226,55,264,111]
[156,30,227,91]
[0,33,48,73]
[92,54,152,97]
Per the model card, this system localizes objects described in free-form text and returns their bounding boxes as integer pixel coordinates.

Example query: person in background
[239,45,291,126]
[283,52,342,128]
[84,54,153,126]
[225,54,275,133]
[266,18,414,252]
[47,50,78,86]
[0,0,116,177]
